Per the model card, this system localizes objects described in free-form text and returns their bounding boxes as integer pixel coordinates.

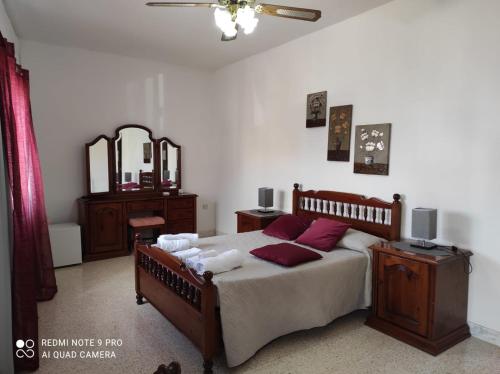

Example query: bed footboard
[134,235,220,374]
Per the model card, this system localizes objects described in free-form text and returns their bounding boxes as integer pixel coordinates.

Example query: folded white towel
[186,250,218,268]
[172,247,202,260]
[158,233,199,244]
[156,238,190,253]
[195,249,243,275]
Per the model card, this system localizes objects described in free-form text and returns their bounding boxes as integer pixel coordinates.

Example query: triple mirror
[85,125,181,195]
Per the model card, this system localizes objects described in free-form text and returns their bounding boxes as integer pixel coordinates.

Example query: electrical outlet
[202,203,209,210]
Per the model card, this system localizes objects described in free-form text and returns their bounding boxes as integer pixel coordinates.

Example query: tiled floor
[37,255,500,374]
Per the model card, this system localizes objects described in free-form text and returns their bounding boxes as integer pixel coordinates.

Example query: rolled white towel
[186,250,218,268]
[195,249,243,275]
[172,247,202,260]
[158,233,199,244]
[156,238,190,253]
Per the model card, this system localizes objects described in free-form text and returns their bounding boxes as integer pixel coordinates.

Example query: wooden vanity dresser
[78,124,197,262]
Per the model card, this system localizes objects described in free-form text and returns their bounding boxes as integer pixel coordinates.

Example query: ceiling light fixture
[146,1,321,42]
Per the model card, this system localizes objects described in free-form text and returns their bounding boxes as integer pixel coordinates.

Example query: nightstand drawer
[377,253,430,336]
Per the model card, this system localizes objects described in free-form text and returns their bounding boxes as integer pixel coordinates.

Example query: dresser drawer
[168,208,194,221]
[167,198,194,210]
[167,219,195,234]
[127,199,164,212]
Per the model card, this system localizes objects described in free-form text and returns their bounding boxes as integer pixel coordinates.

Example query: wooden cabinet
[78,193,197,262]
[366,243,472,355]
[377,253,430,336]
[235,210,285,233]
[89,202,124,254]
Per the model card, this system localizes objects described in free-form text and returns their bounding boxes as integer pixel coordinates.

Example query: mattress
[195,230,372,367]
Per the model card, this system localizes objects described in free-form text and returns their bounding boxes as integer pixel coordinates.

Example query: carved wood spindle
[189,285,195,304]
[384,208,392,225]
[172,274,177,289]
[343,203,350,218]
[358,205,366,221]
[176,277,183,295]
[329,201,335,215]
[366,207,374,222]
[350,204,358,219]
[316,199,322,213]
[336,202,342,216]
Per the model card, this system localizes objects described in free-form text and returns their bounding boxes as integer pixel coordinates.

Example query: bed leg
[136,294,144,305]
[203,359,213,374]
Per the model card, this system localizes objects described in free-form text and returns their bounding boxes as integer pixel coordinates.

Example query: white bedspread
[195,230,372,367]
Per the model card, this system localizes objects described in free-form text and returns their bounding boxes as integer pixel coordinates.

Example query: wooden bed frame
[134,184,402,373]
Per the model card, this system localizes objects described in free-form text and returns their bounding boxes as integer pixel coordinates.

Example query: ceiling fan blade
[146,2,218,8]
[255,4,321,22]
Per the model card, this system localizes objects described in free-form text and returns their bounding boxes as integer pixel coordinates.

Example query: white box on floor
[48,223,82,268]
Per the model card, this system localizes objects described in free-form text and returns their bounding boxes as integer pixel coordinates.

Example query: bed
[134,184,401,373]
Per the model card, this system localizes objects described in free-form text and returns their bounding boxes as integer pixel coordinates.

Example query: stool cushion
[129,216,165,228]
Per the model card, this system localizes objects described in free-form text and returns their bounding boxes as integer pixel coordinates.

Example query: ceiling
[5,0,392,70]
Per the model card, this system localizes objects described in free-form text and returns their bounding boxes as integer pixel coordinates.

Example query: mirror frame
[85,135,112,196]
[158,137,182,193]
[84,124,182,196]
[112,124,158,194]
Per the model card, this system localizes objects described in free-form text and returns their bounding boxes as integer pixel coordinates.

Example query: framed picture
[354,123,391,175]
[306,91,327,128]
[327,105,353,161]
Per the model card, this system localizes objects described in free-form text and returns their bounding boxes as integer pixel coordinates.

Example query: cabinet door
[89,202,124,254]
[237,214,258,233]
[377,253,430,336]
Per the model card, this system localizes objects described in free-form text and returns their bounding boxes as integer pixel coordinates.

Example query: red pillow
[263,214,313,240]
[250,243,322,267]
[295,218,350,252]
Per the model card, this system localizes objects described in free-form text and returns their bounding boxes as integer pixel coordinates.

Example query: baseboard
[469,321,500,347]
[198,229,217,238]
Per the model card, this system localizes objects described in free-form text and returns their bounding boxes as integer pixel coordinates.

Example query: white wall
[0,2,15,373]
[21,40,220,235]
[214,0,500,334]
[0,0,17,48]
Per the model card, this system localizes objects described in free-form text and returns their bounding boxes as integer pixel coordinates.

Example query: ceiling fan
[146,1,322,41]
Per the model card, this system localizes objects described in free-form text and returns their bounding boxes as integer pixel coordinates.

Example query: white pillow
[337,228,385,253]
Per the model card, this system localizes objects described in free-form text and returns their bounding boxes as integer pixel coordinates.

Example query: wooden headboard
[292,183,401,241]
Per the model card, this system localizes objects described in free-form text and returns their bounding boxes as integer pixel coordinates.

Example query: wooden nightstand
[235,210,286,233]
[366,242,472,355]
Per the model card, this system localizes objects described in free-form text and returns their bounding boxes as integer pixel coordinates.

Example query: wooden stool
[128,216,166,248]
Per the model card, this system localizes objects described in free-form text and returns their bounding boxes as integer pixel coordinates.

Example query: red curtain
[0,34,57,371]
